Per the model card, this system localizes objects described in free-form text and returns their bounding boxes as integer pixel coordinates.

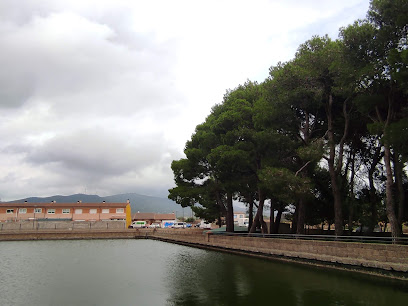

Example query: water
[0,239,406,306]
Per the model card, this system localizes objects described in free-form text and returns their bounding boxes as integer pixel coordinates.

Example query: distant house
[234,211,249,227]
[0,200,132,228]
[132,212,176,226]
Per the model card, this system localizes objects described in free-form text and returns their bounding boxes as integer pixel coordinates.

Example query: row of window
[5,208,124,214]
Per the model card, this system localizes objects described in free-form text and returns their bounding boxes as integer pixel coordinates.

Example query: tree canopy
[169,0,408,237]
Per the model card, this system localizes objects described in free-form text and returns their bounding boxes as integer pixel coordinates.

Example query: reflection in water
[0,239,406,306]
[164,245,407,306]
[166,249,298,305]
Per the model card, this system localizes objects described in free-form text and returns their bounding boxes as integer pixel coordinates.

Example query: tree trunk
[215,189,227,229]
[226,192,234,232]
[368,145,381,234]
[258,192,268,234]
[378,94,400,239]
[384,145,400,238]
[252,156,268,234]
[248,196,254,233]
[251,215,260,233]
[215,189,227,217]
[249,205,260,234]
[348,206,353,235]
[249,208,261,233]
[296,199,306,234]
[328,155,344,236]
[348,151,356,235]
[269,199,274,234]
[326,94,345,236]
[273,208,283,234]
[249,189,267,233]
[291,205,298,234]
[295,110,311,235]
[394,154,405,230]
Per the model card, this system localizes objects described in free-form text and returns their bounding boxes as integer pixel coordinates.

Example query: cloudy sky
[0,0,369,201]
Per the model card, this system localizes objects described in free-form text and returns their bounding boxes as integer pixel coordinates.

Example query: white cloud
[0,0,369,200]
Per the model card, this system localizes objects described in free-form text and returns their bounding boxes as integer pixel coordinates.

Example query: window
[62,209,70,214]
[34,208,42,213]
[90,209,97,214]
[47,209,55,214]
[75,209,82,214]
[116,208,124,213]
[240,215,244,218]
[102,209,109,214]
[19,208,27,214]
[6,209,14,214]
[234,214,237,219]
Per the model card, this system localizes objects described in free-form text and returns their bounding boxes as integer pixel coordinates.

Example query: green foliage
[296,140,324,164]
[259,167,312,204]
[385,117,408,158]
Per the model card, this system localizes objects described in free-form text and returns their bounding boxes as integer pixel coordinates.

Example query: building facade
[234,211,249,227]
[0,201,132,228]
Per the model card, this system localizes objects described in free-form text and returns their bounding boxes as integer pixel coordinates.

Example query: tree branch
[295,160,312,176]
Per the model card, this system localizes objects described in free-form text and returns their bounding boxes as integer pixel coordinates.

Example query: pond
[0,239,406,305]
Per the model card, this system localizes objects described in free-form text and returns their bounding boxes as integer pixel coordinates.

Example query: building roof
[132,212,175,220]
[0,202,129,208]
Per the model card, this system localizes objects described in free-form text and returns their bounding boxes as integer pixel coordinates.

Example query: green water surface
[0,239,406,305]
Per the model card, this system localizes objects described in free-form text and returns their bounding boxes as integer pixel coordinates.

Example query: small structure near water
[132,212,176,227]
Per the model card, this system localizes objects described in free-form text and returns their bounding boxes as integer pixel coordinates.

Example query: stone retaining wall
[0,230,140,241]
[206,234,408,272]
[148,229,408,273]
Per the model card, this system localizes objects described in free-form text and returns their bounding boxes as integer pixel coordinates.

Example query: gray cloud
[0,7,180,114]
[27,129,168,176]
[0,75,34,108]
[0,0,369,201]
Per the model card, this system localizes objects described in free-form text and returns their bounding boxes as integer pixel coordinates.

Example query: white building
[234,212,249,227]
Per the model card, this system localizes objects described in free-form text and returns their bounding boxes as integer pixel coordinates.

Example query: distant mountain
[8,194,104,204]
[7,193,192,217]
[103,193,193,217]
